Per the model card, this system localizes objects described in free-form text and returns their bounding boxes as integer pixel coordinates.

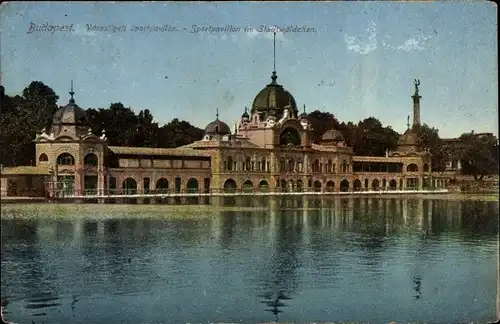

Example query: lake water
[1,197,498,324]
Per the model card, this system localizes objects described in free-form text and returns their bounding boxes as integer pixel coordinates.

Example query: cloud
[344,21,434,54]
[396,38,424,52]
[72,24,97,37]
[395,35,433,52]
[203,32,240,43]
[344,21,377,55]
[245,25,289,44]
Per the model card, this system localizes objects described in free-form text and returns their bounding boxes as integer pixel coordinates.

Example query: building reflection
[1,219,62,318]
[256,204,304,322]
[218,211,238,249]
[412,275,422,300]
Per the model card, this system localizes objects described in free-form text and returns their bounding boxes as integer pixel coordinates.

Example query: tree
[306,110,340,143]
[416,123,447,171]
[22,81,59,131]
[457,132,499,180]
[157,118,204,148]
[350,117,399,156]
[133,109,158,147]
[0,82,58,166]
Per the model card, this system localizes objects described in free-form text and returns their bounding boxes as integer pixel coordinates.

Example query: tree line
[1,81,498,180]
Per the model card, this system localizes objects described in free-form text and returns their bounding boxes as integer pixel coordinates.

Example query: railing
[1,186,449,199]
[0,188,46,197]
[44,186,447,197]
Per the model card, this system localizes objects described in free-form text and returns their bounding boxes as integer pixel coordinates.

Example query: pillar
[402,198,408,225]
[75,166,83,196]
[137,178,144,204]
[98,165,105,202]
[53,165,59,198]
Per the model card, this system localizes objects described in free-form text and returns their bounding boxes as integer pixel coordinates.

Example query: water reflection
[219,211,238,249]
[0,198,498,324]
[1,219,63,322]
[413,275,422,300]
[257,207,303,322]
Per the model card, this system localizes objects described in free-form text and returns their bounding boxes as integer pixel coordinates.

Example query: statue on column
[414,79,420,96]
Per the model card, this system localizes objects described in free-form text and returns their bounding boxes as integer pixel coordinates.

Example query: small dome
[398,128,419,146]
[241,107,249,120]
[52,83,88,126]
[52,103,89,126]
[205,119,231,136]
[321,129,344,142]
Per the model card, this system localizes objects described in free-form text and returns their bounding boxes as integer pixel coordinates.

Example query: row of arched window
[223,156,270,172]
[222,156,354,173]
[311,159,350,173]
[278,158,303,173]
[38,152,99,166]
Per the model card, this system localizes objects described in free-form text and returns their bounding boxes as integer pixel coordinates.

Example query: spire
[407,115,410,129]
[270,32,278,85]
[216,108,219,120]
[273,31,276,72]
[69,79,75,104]
[303,104,306,114]
[244,106,248,114]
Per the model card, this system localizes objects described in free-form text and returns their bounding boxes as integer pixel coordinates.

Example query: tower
[412,79,422,130]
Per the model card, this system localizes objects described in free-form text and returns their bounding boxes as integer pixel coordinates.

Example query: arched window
[245,157,251,171]
[261,157,267,172]
[407,164,419,172]
[279,127,301,148]
[342,160,347,173]
[84,153,98,166]
[38,154,48,162]
[288,159,295,172]
[327,159,333,173]
[313,159,320,173]
[279,158,286,172]
[227,156,233,171]
[297,160,303,173]
[57,153,75,166]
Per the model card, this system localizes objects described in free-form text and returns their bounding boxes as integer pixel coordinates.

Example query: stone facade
[1,74,453,198]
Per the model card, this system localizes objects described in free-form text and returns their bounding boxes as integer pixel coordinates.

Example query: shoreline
[0,191,498,205]
[0,192,497,221]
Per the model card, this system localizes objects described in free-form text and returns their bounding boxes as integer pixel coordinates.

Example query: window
[84,153,98,166]
[57,153,75,166]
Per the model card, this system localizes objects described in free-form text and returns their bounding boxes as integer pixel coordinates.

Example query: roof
[1,166,51,176]
[108,146,212,157]
[398,128,419,146]
[52,102,88,125]
[180,138,263,149]
[321,129,344,142]
[311,143,353,153]
[251,71,298,118]
[205,119,231,135]
[353,156,417,163]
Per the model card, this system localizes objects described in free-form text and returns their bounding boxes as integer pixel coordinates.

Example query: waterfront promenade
[0,188,452,203]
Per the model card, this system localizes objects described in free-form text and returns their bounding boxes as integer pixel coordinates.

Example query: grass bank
[0,203,268,220]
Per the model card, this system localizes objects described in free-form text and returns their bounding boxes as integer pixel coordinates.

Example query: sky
[0,1,497,138]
